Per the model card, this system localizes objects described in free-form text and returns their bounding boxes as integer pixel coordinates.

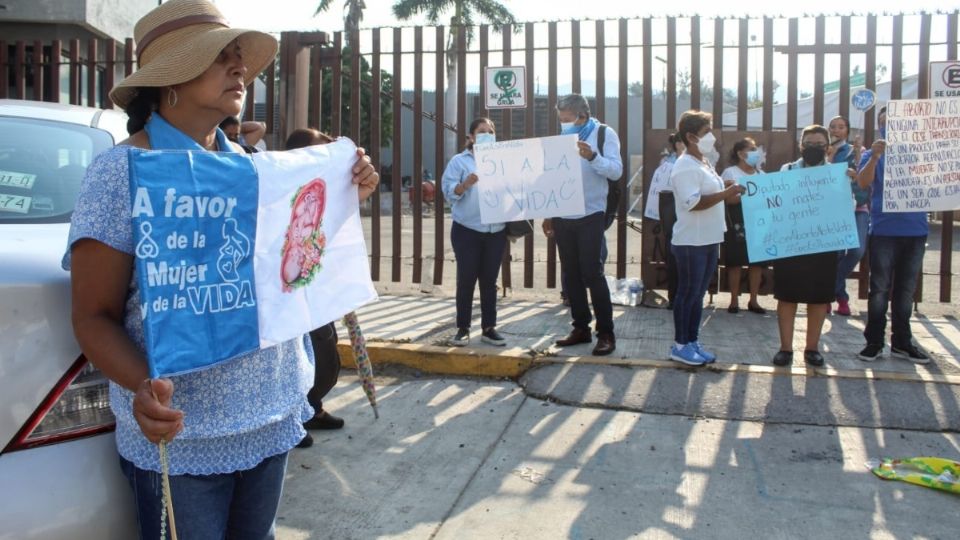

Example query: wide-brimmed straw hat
[109,0,278,110]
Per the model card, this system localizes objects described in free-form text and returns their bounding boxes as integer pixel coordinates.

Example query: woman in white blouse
[669,111,745,366]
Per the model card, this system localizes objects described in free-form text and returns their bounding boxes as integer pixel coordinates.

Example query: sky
[212,0,959,98]
[214,0,959,33]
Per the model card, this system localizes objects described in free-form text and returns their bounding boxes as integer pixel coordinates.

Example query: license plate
[0,170,37,190]
[0,193,32,213]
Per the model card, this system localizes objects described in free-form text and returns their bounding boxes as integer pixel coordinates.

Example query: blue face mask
[745,150,762,167]
[474,132,496,145]
[560,121,578,133]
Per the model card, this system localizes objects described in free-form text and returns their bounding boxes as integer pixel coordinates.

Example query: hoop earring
[167,88,178,108]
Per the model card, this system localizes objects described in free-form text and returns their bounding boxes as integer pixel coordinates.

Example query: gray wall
[0,0,154,41]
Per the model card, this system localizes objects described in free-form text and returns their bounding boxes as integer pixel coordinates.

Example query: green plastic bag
[869,457,960,495]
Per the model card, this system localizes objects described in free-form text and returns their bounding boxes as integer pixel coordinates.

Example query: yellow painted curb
[338,340,960,385]
[338,341,534,378]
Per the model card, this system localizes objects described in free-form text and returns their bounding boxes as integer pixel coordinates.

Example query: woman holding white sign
[669,111,745,366]
[441,117,507,347]
[772,125,838,368]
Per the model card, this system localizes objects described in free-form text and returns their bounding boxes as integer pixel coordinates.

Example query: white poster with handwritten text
[474,134,585,223]
[884,98,960,212]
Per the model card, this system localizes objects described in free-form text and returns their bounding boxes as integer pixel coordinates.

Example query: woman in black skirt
[772,125,838,368]
[720,137,766,315]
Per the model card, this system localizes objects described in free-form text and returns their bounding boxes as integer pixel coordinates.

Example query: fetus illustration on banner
[280,178,327,292]
[219,218,251,282]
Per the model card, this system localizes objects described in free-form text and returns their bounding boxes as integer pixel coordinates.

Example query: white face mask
[696,132,716,155]
[474,132,496,145]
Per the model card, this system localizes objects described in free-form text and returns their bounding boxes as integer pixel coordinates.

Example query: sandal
[747,302,766,315]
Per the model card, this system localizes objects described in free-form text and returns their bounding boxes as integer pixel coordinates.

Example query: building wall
[0,0,153,41]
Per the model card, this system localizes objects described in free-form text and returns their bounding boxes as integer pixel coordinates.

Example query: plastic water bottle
[628,280,642,306]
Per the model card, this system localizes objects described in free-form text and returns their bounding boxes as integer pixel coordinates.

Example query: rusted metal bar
[434,26,445,286]
[50,40,62,104]
[940,12,957,303]
[642,19,653,133]
[104,40,116,108]
[124,38,134,77]
[391,27,403,282]
[838,16,851,122]
[762,17,773,131]
[813,16,825,124]
[15,41,26,99]
[412,26,424,284]
[786,20,797,151]
[0,41,8,99]
[331,32,342,137]
[350,30,361,142]
[32,40,44,102]
[69,39,80,105]
[690,16,701,111]
[501,23,513,291]
[478,25,489,119]
[667,17,677,128]
[571,20,581,95]
[616,17,628,279]
[523,22,535,288]
[595,20,605,121]
[456,26,467,152]
[713,19,723,124]
[370,28,382,282]
[87,39,97,107]
[309,46,320,128]
[737,18,748,129]
[891,15,903,100]
[547,21,559,289]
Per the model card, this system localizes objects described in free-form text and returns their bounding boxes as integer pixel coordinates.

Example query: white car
[0,99,137,539]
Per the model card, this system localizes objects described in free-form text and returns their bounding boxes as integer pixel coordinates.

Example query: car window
[0,116,114,224]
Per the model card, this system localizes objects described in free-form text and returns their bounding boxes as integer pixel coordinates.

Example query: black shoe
[747,302,766,315]
[450,328,469,347]
[727,305,740,314]
[803,350,825,367]
[304,411,345,430]
[772,350,793,366]
[891,343,931,365]
[481,327,506,346]
[858,343,884,362]
[296,433,314,448]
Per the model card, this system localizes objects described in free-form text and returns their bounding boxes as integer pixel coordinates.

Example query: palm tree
[392,0,516,160]
[315,0,367,47]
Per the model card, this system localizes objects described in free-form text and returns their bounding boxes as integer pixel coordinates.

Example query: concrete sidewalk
[336,292,960,383]
[277,374,960,540]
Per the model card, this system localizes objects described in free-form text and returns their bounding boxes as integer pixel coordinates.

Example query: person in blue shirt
[828,115,869,317]
[63,1,379,537]
[541,94,624,356]
[855,106,931,364]
[441,117,507,347]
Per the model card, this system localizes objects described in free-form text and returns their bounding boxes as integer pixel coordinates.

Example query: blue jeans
[834,211,869,301]
[863,235,926,348]
[671,243,719,344]
[120,452,288,540]
[451,222,506,329]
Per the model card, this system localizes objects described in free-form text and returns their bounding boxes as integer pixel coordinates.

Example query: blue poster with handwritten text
[129,149,260,378]
[740,163,859,263]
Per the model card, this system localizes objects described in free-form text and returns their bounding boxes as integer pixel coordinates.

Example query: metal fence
[3,12,957,302]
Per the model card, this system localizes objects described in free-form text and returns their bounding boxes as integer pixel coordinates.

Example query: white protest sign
[883,98,960,213]
[474,134,585,223]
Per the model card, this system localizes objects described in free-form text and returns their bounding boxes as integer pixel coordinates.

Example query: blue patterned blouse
[62,145,314,475]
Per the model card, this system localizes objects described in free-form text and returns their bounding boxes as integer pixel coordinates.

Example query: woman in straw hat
[63,0,378,537]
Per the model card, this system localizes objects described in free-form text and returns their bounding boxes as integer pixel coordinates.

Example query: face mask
[560,121,578,133]
[745,150,762,167]
[801,145,826,166]
[878,126,887,139]
[696,132,716,155]
[474,133,496,145]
